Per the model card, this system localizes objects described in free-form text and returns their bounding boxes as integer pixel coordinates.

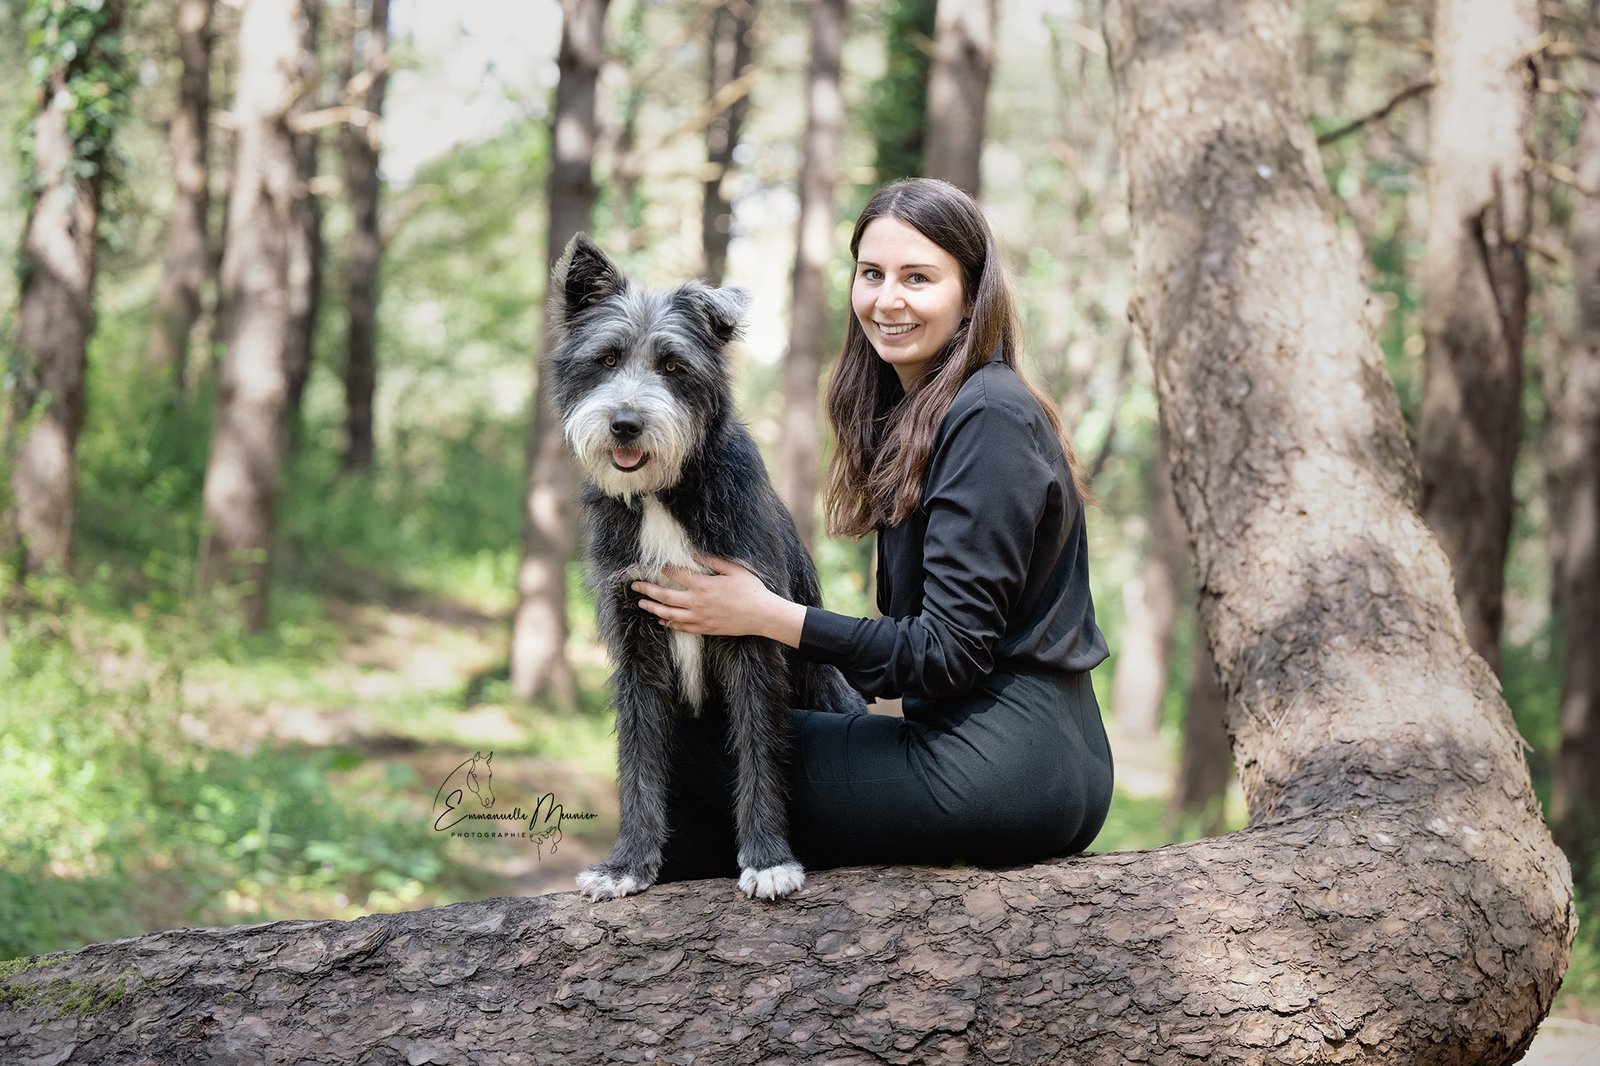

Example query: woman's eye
[860,268,882,281]
[908,273,929,284]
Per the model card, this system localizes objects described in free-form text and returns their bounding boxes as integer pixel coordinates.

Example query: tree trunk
[144,0,215,396]
[1105,0,1571,1058]
[1550,0,1600,886]
[922,0,994,196]
[701,0,756,287]
[510,0,610,710]
[1415,0,1537,676]
[775,0,844,553]
[8,0,126,576]
[340,0,390,473]
[199,0,309,630]
[284,0,324,433]
[1109,430,1184,742]
[870,0,938,183]
[1171,620,1232,837]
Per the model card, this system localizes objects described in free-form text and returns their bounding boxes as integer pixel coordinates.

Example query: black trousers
[656,667,1114,882]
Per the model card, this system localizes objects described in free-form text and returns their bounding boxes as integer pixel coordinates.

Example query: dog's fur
[548,235,866,901]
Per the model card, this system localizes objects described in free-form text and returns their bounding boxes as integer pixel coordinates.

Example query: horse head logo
[432,750,496,831]
[465,750,495,808]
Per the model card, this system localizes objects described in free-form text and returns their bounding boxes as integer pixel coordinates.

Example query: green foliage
[17,0,134,190]
[868,0,937,183]
[0,569,454,960]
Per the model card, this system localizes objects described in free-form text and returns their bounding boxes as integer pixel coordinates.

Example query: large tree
[701,0,756,288]
[1550,0,1600,884]
[510,0,611,709]
[1102,0,1571,1054]
[197,0,313,629]
[0,2,1574,1061]
[922,0,994,196]
[1415,0,1538,675]
[339,0,391,473]
[7,0,128,575]
[775,0,844,552]
[143,0,215,395]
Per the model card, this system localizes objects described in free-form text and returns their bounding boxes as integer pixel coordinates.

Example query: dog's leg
[723,642,806,900]
[577,669,672,899]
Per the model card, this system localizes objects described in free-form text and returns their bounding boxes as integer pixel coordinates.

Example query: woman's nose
[876,282,904,310]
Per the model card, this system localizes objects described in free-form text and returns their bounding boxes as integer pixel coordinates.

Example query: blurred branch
[289,104,380,135]
[1528,156,1599,197]
[1316,77,1434,146]
[633,66,763,159]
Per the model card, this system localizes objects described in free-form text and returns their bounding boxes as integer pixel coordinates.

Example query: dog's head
[547,235,748,500]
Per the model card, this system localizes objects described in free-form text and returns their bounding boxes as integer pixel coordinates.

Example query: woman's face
[851,216,969,389]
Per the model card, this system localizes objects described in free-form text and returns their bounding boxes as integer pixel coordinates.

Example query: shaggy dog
[547,235,865,901]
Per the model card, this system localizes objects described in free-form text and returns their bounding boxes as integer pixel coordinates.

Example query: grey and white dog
[547,235,865,901]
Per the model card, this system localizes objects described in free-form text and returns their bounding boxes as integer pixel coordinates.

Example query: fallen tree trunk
[1,0,1575,1061]
[0,809,1568,1066]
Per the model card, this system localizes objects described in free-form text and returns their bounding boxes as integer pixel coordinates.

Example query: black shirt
[799,357,1109,700]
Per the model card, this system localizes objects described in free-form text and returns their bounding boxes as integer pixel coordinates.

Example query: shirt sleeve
[798,396,1056,698]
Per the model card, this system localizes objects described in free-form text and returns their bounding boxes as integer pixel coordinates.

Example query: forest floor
[134,576,1600,1059]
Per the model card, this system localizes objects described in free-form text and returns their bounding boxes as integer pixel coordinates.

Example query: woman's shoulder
[946,357,1054,436]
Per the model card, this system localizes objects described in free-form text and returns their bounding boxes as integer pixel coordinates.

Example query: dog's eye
[662,361,679,374]
[601,354,618,368]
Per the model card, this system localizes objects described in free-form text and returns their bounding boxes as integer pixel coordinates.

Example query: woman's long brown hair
[823,178,1092,539]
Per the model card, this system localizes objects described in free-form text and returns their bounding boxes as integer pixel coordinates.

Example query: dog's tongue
[612,446,646,470]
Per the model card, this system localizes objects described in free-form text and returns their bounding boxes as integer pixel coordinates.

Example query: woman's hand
[632,556,807,647]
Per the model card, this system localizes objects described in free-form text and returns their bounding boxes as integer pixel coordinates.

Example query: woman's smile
[851,216,969,388]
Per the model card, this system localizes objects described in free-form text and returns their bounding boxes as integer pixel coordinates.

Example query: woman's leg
[657,669,1115,881]
[788,669,1114,871]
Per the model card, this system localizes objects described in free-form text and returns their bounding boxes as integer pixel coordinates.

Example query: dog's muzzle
[610,408,649,471]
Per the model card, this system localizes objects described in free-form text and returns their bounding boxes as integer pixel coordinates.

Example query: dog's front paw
[577,864,654,900]
[738,861,805,901]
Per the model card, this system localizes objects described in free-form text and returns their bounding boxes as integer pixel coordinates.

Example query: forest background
[2,0,1598,1033]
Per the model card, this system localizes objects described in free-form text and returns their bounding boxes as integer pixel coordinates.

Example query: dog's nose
[610,409,643,440]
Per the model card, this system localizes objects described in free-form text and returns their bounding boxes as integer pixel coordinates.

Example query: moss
[0,953,61,980]
[0,954,127,1019]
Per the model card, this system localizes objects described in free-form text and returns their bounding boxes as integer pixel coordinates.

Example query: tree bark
[510,0,610,710]
[198,0,310,630]
[144,0,215,396]
[339,0,390,473]
[1109,430,1185,742]
[775,0,844,553]
[1106,0,1571,1056]
[701,1,756,287]
[7,0,125,575]
[922,0,994,196]
[1415,0,1537,676]
[1549,0,1600,885]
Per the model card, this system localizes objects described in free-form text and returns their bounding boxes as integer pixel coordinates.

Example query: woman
[633,177,1113,879]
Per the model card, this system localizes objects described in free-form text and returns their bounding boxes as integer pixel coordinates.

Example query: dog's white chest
[638,497,710,710]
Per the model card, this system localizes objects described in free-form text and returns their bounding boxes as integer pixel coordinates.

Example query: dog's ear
[682,283,748,346]
[551,234,627,328]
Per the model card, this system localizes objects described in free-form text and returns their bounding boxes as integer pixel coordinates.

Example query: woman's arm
[631,557,808,647]
[798,394,1063,698]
